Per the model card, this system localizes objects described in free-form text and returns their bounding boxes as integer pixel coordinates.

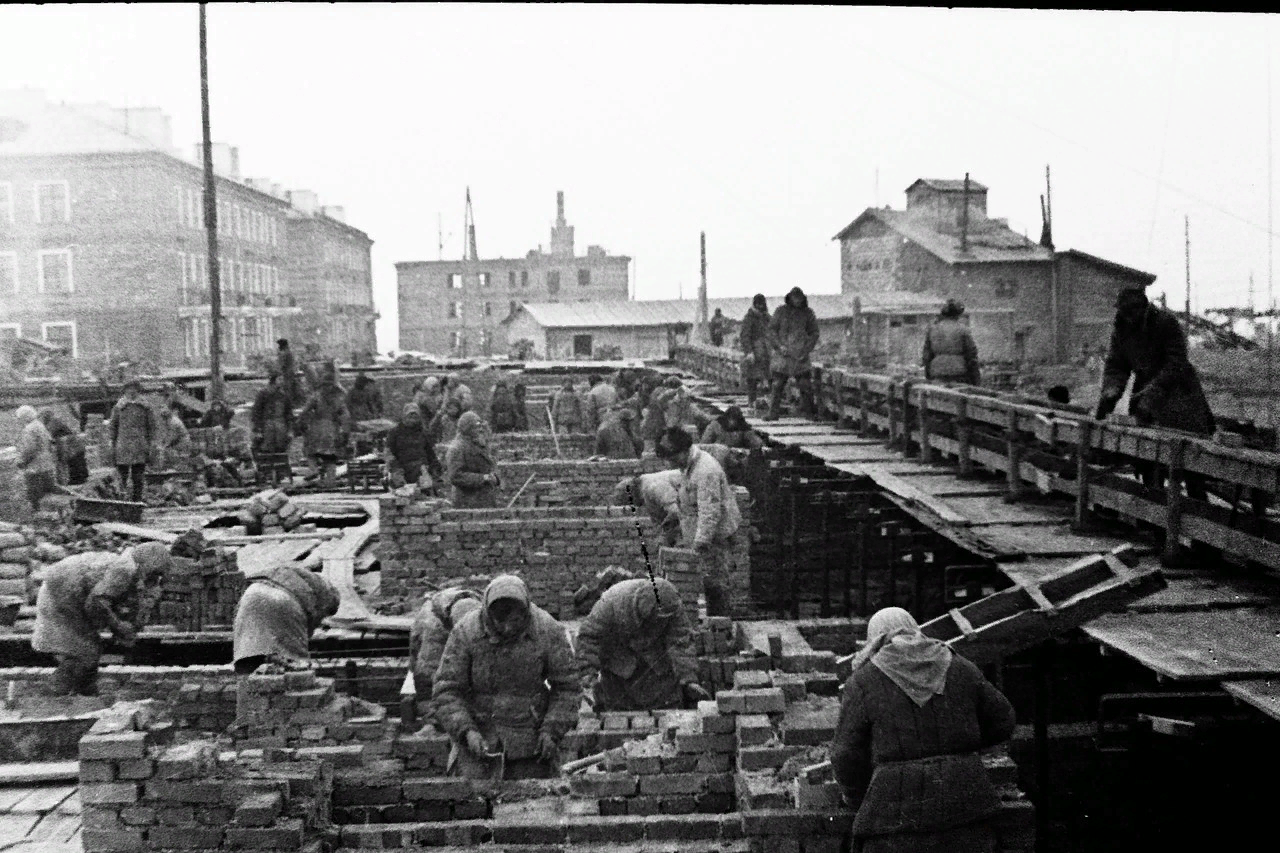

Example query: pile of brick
[230,665,394,752]
[0,522,69,601]
[147,546,247,633]
[78,703,334,853]
[172,681,239,733]
[235,488,309,534]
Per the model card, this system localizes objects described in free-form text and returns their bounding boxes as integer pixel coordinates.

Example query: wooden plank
[830,464,970,526]
[942,496,1074,527]
[91,522,179,544]
[1223,679,1280,722]
[0,812,40,839]
[8,785,75,813]
[0,763,79,787]
[772,434,884,447]
[207,530,340,544]
[0,786,33,810]
[971,523,1135,559]
[23,810,80,843]
[1127,573,1279,613]
[1083,607,1280,680]
[802,445,906,464]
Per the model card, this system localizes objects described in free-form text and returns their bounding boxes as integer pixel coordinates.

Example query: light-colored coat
[32,552,140,661]
[678,446,742,548]
[18,418,56,475]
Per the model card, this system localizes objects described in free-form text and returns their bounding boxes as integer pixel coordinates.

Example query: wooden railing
[675,343,1280,571]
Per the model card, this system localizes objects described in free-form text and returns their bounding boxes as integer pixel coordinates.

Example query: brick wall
[379,497,662,613]
[491,431,597,462]
[497,456,669,506]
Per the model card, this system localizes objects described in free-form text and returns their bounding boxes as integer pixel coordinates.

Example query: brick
[569,771,638,799]
[196,806,235,826]
[80,829,144,852]
[114,759,154,780]
[736,714,774,747]
[639,772,708,796]
[697,791,735,813]
[147,824,224,848]
[80,760,117,783]
[235,791,283,826]
[740,688,787,714]
[118,805,156,826]
[79,731,148,761]
[452,796,489,820]
[491,819,569,845]
[697,752,733,773]
[565,815,648,844]
[156,741,215,780]
[741,809,848,837]
[645,813,723,839]
[661,795,698,814]
[145,779,225,804]
[597,797,629,817]
[750,836,801,853]
[401,777,472,802]
[626,795,661,816]
[224,818,305,849]
[734,670,772,689]
[739,745,804,771]
[156,805,195,825]
[81,782,141,805]
[660,753,699,773]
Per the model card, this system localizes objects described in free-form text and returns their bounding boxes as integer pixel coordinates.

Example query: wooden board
[971,523,1135,560]
[8,785,75,813]
[0,763,78,786]
[774,434,884,447]
[1126,573,1280,613]
[1083,607,1280,681]
[235,540,322,578]
[1223,679,1280,722]
[942,496,1074,527]
[831,464,970,526]
[802,444,905,464]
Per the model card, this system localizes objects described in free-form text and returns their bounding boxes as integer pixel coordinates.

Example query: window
[547,270,561,294]
[578,268,591,287]
[179,250,188,299]
[573,334,593,358]
[34,181,69,223]
[2,182,14,222]
[38,249,72,293]
[447,301,463,319]
[0,323,20,340]
[520,270,528,288]
[509,270,516,288]
[0,251,16,293]
[41,321,76,358]
[234,205,243,239]
[450,331,463,350]
[269,217,276,246]
[509,299,517,316]
[478,272,491,288]
[448,273,463,289]
[995,278,1019,298]
[188,189,198,228]
[484,301,492,317]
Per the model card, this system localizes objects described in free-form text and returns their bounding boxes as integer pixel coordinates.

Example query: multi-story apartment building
[396,192,630,357]
[0,89,374,371]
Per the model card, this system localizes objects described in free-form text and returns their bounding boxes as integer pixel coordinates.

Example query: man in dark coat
[740,294,771,407]
[109,380,156,503]
[830,607,1016,853]
[922,299,981,385]
[346,373,384,424]
[445,411,500,508]
[252,370,294,454]
[431,575,580,779]
[41,409,89,486]
[594,405,642,459]
[299,363,349,486]
[765,287,820,421]
[277,339,299,408]
[576,578,709,712]
[487,378,520,434]
[1095,287,1215,500]
[708,308,729,347]
[387,403,441,488]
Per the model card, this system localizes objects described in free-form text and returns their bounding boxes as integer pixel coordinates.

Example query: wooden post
[1074,420,1093,531]
[887,381,900,449]
[957,397,974,477]
[919,388,934,464]
[1005,408,1025,502]
[900,381,915,456]
[858,378,871,435]
[834,370,848,426]
[1163,439,1187,565]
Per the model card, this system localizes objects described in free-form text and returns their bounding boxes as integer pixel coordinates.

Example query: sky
[1,5,1278,350]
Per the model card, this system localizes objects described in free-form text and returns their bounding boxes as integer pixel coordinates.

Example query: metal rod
[199,4,223,404]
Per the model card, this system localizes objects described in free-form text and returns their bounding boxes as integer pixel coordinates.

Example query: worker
[386,403,441,489]
[511,381,530,431]
[276,339,299,409]
[298,362,349,486]
[252,369,294,455]
[576,577,711,712]
[32,542,172,696]
[550,379,585,434]
[697,442,749,485]
[40,409,88,486]
[346,373,384,424]
[655,376,696,432]
[657,427,742,617]
[611,469,683,546]
[428,396,465,449]
[408,588,482,705]
[740,294,772,408]
[700,406,763,451]
[709,308,729,348]
[445,411,500,508]
[415,376,445,425]
[594,404,642,459]
[585,373,619,432]
[432,574,580,780]
[232,564,339,675]
[109,380,156,503]
[922,298,981,386]
[830,607,1016,853]
[15,405,57,512]
[487,378,520,434]
[446,374,475,414]
[1095,287,1215,504]
[765,286,820,421]
[163,402,193,472]
[198,398,235,430]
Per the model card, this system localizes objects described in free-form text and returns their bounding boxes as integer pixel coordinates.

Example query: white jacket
[678,446,742,548]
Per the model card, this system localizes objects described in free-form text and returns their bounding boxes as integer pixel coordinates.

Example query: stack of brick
[490,431,596,462]
[173,680,239,733]
[236,488,309,534]
[568,707,736,817]
[332,770,491,825]
[378,497,659,611]
[147,548,247,632]
[0,522,69,601]
[496,457,668,507]
[230,665,394,753]
[695,617,768,694]
[79,706,334,853]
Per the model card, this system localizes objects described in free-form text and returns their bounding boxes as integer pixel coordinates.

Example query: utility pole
[698,232,709,342]
[199,3,223,404]
[960,173,971,254]
[1184,216,1191,323]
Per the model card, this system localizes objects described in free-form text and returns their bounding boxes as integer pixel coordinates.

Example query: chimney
[289,189,319,214]
[118,107,173,150]
[556,191,566,226]
[194,143,240,180]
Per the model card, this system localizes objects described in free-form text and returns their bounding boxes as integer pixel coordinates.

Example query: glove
[682,683,712,704]
[465,730,490,756]
[537,732,559,762]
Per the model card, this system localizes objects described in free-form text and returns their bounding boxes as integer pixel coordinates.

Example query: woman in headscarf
[232,564,339,675]
[415,376,445,425]
[15,405,57,511]
[830,607,1016,853]
[444,411,500,508]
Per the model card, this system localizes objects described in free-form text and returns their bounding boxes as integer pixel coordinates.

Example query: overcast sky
[1,5,1277,349]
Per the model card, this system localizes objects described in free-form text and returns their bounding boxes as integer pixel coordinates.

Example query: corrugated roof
[906,178,989,193]
[832,208,1054,265]
[503,292,944,329]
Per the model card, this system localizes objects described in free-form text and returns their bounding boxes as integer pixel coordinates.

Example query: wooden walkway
[0,778,80,849]
[685,375,1280,715]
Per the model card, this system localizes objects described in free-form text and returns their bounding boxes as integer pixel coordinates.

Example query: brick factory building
[396,191,630,357]
[833,178,1153,365]
[0,89,373,370]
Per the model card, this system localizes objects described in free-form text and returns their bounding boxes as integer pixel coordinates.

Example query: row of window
[445,299,521,321]
[183,315,277,359]
[446,329,492,353]
[0,181,71,225]
[175,185,279,246]
[0,249,74,293]
[445,269,593,290]
[324,242,366,271]
[0,321,77,357]
[177,251,280,303]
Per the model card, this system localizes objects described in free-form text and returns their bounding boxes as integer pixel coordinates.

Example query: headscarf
[941,298,965,319]
[129,542,173,583]
[15,405,38,424]
[853,607,952,708]
[633,577,681,626]
[482,574,531,638]
[719,406,748,433]
[264,564,340,629]
[752,294,767,312]
[401,402,420,422]
[456,411,486,445]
